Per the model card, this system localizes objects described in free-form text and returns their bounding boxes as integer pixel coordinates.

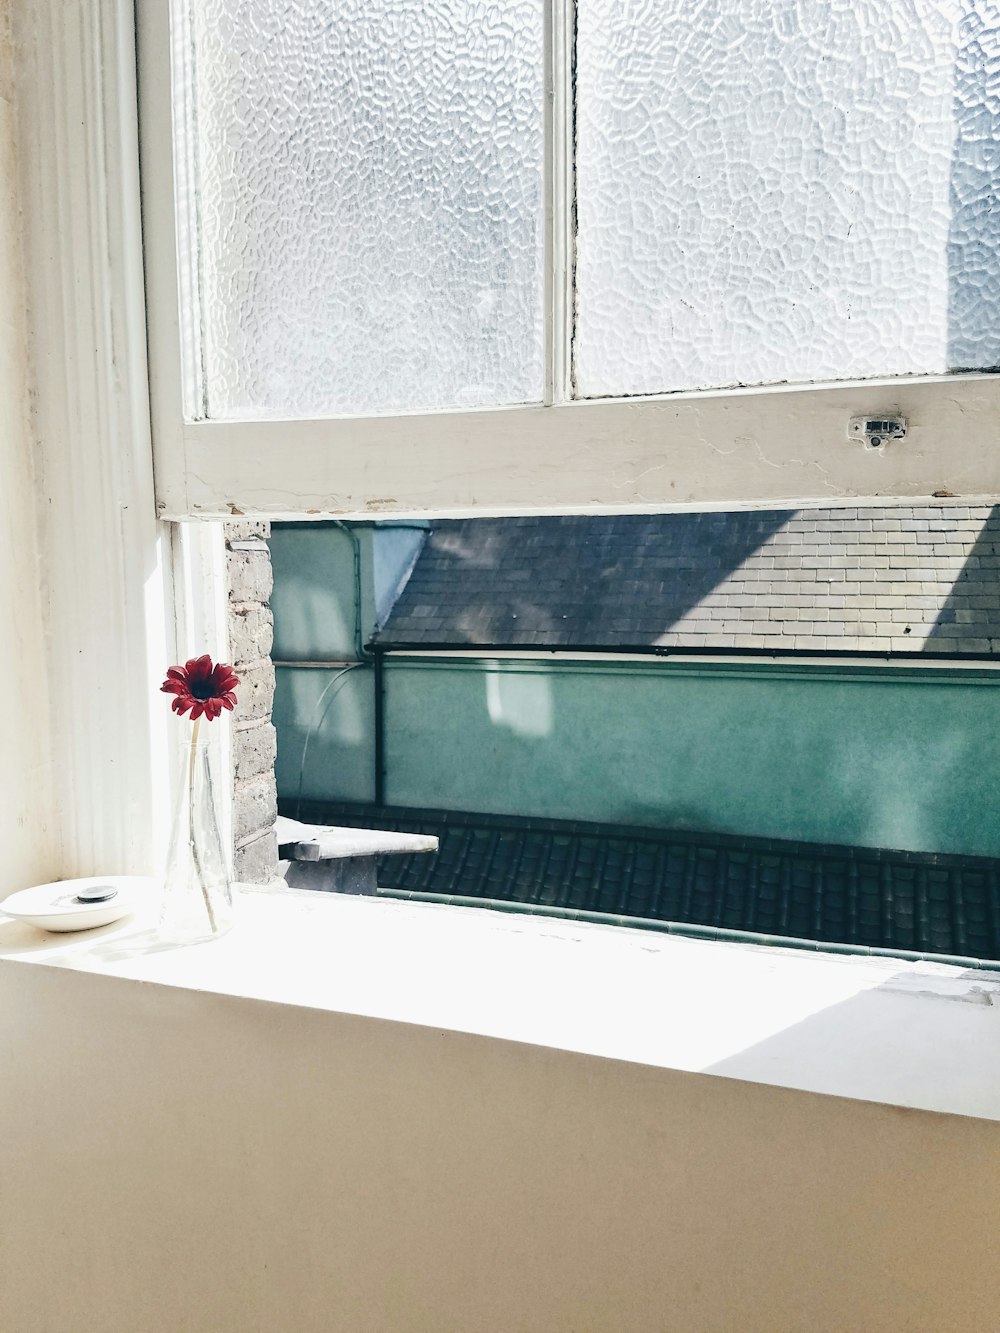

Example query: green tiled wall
[273,664,377,807]
[270,522,426,807]
[380,657,1000,857]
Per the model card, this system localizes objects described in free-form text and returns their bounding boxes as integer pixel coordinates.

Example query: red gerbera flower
[160,655,240,722]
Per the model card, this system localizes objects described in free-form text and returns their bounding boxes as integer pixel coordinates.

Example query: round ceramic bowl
[0,875,153,932]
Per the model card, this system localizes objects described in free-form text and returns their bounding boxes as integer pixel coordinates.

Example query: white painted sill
[1,884,998,1122]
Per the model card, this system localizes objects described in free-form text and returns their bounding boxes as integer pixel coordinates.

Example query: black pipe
[328,520,369,661]
[371,640,1000,665]
[374,649,386,807]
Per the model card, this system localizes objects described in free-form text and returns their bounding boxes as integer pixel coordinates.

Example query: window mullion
[546,0,576,407]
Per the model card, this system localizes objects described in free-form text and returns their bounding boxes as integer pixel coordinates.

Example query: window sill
[1,884,997,1122]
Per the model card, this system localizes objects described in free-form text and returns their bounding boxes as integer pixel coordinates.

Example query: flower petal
[161,655,239,717]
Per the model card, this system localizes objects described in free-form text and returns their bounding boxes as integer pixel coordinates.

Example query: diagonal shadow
[705,962,1000,1122]
[923,504,1000,652]
[381,510,794,648]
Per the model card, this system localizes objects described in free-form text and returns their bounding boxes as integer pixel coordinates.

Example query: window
[9,0,999,1205]
[141,0,1000,519]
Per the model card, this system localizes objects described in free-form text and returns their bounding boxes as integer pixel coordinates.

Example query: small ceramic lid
[0,876,154,932]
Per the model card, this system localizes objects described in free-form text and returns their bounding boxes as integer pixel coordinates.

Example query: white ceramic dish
[0,875,153,932]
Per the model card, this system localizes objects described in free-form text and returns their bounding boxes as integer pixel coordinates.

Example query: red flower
[160,655,239,722]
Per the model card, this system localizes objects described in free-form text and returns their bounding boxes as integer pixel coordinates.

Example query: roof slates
[375,507,1000,656]
[288,800,1000,962]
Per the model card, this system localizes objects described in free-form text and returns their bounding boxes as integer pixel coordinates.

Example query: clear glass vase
[160,733,234,942]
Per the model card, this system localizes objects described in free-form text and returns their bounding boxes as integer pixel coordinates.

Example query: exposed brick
[226,522,278,884]
[230,603,274,667]
[233,659,275,723]
[234,722,277,783]
[234,772,277,846]
[225,519,271,543]
[227,547,273,604]
[234,828,279,884]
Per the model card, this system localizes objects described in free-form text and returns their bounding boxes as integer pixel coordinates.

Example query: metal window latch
[848,415,906,451]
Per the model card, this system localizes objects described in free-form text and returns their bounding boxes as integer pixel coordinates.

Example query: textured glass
[575,1,1000,398]
[174,1,544,419]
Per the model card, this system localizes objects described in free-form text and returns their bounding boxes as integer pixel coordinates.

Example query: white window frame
[11,0,231,879]
[138,0,1000,523]
[11,0,1000,882]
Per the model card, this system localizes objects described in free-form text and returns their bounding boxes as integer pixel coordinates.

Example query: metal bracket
[848,415,907,451]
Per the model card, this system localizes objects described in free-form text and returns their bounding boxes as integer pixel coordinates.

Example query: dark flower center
[189,678,216,700]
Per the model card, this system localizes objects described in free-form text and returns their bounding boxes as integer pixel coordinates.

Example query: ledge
[275,813,438,860]
[1,885,998,1121]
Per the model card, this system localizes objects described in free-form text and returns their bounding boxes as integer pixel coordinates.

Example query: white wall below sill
[3,888,1000,1333]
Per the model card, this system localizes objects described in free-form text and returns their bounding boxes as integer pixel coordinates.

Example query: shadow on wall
[924,504,1000,651]
[385,511,793,649]
[948,2,1000,371]
[705,965,1000,1116]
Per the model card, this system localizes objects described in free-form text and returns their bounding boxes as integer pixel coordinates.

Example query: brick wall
[225,521,278,883]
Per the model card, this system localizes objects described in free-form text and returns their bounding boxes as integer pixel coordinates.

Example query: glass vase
[160,732,234,942]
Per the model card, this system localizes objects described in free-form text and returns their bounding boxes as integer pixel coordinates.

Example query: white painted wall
[2,891,1000,1332]
[0,3,54,897]
[2,951,999,1332]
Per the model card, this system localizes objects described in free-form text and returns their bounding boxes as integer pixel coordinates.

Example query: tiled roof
[374,505,1000,655]
[288,801,1000,965]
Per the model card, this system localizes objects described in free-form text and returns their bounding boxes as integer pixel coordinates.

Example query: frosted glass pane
[173,1,544,419]
[575,1,1000,398]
